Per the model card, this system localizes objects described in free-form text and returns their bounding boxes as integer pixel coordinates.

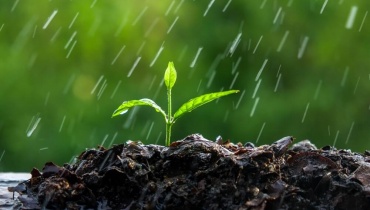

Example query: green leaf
[164,61,177,89]
[112,98,166,119]
[173,90,239,121]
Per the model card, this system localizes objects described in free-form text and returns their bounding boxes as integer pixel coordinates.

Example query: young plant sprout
[112,62,239,146]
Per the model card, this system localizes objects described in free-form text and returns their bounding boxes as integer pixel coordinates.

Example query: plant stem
[166,88,172,146]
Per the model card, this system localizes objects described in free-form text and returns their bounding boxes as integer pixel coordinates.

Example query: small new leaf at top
[164,61,177,90]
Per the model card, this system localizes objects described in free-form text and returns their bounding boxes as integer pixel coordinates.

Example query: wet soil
[8,134,370,209]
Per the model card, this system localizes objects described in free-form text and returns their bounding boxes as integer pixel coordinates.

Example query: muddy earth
[8,134,370,209]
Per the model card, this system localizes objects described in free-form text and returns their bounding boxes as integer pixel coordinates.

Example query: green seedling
[112,62,239,146]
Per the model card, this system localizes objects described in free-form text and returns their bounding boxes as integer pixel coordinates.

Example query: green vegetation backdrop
[0,1,369,171]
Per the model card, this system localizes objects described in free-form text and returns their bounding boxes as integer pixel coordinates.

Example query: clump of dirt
[9,134,370,209]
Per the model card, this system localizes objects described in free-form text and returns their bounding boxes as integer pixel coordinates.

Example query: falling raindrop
[287,0,293,7]
[333,130,340,147]
[127,56,142,77]
[66,40,77,58]
[110,80,122,99]
[44,91,50,106]
[313,80,322,100]
[234,89,245,109]
[111,45,126,65]
[132,6,148,26]
[144,18,159,37]
[0,150,5,162]
[345,6,358,29]
[26,114,41,137]
[177,45,188,62]
[174,0,185,14]
[90,0,98,8]
[149,43,164,67]
[97,79,107,100]
[204,0,216,16]
[276,65,282,77]
[353,77,360,94]
[42,10,58,29]
[297,36,309,59]
[146,122,154,140]
[50,26,62,43]
[63,74,76,94]
[136,41,146,55]
[260,0,267,9]
[222,0,232,12]
[358,11,368,32]
[273,7,282,24]
[328,125,331,136]
[123,107,138,129]
[141,120,151,137]
[252,35,263,54]
[0,24,4,31]
[11,0,19,12]
[68,12,79,29]
[165,0,176,16]
[155,132,162,145]
[75,160,86,174]
[277,30,289,52]
[107,132,118,148]
[64,31,77,49]
[197,80,203,92]
[114,15,129,37]
[207,54,222,76]
[59,115,66,133]
[32,25,37,38]
[153,78,164,99]
[345,121,355,144]
[190,47,203,68]
[229,71,239,89]
[229,32,242,56]
[252,79,262,99]
[255,59,268,81]
[100,134,109,147]
[274,73,281,92]
[250,97,260,117]
[88,17,101,36]
[340,66,349,87]
[256,122,266,143]
[91,75,104,94]
[207,70,216,88]
[39,147,49,151]
[231,57,242,75]
[148,75,157,90]
[320,0,329,14]
[167,16,179,34]
[99,150,113,172]
[301,102,310,123]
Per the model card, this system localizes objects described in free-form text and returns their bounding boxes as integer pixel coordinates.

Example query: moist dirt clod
[9,134,370,209]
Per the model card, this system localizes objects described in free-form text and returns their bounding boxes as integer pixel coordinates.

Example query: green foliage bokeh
[0,1,369,171]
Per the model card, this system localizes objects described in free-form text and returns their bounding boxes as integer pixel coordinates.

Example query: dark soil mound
[9,134,370,209]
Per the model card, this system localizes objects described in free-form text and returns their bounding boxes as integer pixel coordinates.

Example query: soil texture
[9,134,370,209]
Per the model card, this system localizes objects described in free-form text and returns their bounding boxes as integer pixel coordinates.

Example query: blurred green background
[0,1,369,171]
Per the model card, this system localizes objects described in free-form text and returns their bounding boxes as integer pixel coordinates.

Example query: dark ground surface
[6,134,370,209]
